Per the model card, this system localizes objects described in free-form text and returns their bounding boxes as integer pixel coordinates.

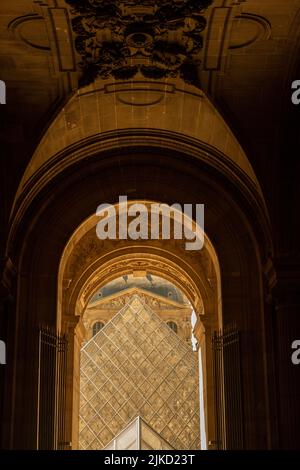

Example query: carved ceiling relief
[66,229,209,281]
[65,0,213,87]
[64,236,213,307]
[61,219,216,322]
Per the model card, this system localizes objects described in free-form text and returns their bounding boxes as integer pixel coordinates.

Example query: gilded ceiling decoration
[65,0,213,86]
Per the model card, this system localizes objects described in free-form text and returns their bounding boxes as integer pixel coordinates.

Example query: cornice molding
[88,286,188,310]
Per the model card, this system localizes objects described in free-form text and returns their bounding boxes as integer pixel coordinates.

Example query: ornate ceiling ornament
[65,0,213,87]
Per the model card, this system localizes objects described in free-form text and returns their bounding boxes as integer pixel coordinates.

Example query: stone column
[63,316,86,450]
[194,316,216,450]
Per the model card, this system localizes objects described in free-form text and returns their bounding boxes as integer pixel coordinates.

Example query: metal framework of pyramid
[104,416,174,450]
[79,295,200,450]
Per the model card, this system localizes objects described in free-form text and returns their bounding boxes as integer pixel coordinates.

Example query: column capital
[63,315,80,333]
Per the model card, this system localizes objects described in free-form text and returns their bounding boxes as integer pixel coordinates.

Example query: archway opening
[5,77,272,450]
[56,200,222,450]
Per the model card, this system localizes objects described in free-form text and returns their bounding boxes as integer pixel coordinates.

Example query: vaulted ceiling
[1,0,300,258]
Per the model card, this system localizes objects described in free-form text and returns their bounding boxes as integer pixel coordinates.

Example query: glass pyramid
[104,416,174,450]
[79,295,200,450]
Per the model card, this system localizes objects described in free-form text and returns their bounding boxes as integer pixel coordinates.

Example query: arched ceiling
[17,77,261,200]
[1,0,300,262]
[57,207,222,327]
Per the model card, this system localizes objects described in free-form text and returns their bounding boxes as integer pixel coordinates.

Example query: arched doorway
[57,206,221,449]
[4,79,272,450]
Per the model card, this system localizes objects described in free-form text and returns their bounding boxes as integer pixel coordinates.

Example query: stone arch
[4,78,273,450]
[57,202,221,449]
[11,78,267,224]
[58,202,221,324]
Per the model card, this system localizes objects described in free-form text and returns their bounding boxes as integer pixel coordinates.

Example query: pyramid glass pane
[79,295,200,450]
[103,416,174,450]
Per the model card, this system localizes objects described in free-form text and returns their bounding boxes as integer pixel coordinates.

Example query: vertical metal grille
[212,325,243,450]
[212,328,226,450]
[37,328,68,450]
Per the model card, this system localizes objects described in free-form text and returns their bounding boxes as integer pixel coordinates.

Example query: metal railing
[37,327,68,450]
[212,324,243,450]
